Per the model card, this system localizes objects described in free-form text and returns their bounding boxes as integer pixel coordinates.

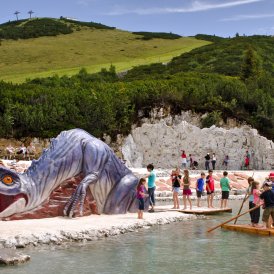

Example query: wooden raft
[179,208,232,215]
[222,224,274,236]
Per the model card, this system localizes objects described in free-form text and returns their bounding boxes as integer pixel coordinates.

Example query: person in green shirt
[220,171,231,208]
[145,164,156,212]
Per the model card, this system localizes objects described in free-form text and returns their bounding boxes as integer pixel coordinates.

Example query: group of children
[171,168,230,210]
[136,165,233,219]
[247,174,274,229]
[136,165,274,228]
[196,170,231,209]
[136,164,156,219]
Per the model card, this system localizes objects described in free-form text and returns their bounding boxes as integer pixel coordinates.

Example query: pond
[2,201,274,274]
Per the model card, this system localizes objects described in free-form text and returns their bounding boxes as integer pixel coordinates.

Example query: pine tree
[240,45,262,81]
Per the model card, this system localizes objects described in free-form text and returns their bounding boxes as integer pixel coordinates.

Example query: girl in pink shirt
[136,178,147,219]
[251,181,262,227]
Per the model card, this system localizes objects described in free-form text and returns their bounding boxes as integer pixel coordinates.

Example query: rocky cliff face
[122,111,274,170]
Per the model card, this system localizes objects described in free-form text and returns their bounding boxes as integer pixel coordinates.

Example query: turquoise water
[2,201,274,274]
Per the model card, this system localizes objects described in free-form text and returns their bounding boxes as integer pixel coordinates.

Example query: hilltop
[0,17,115,40]
[0,17,209,83]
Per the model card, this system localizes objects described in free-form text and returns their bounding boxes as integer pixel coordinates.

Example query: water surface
[2,201,274,274]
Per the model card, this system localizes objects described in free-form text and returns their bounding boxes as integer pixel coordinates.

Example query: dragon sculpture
[0,129,142,218]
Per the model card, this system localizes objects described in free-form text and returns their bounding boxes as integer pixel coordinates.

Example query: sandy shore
[0,211,198,249]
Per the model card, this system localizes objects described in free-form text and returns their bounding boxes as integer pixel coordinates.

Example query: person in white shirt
[6,144,15,159]
[211,153,217,170]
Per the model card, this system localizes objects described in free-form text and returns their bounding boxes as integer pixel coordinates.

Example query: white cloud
[107,0,263,15]
[77,0,97,7]
[255,25,274,34]
[221,13,274,21]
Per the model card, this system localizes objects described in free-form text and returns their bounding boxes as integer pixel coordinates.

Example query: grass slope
[168,35,274,76]
[124,35,274,80]
[0,28,210,83]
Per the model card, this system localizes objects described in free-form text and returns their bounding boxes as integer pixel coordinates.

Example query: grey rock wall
[122,119,274,170]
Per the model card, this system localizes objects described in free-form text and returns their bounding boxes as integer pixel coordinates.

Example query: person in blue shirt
[260,182,274,229]
[196,172,205,207]
[145,163,156,212]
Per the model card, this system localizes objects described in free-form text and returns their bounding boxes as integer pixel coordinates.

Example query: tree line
[0,65,273,140]
[132,32,181,40]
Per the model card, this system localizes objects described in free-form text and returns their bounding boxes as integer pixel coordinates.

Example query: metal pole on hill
[14,11,20,21]
[28,10,34,19]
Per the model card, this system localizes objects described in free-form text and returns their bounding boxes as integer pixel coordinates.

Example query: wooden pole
[234,172,254,224]
[234,193,249,224]
[207,204,261,233]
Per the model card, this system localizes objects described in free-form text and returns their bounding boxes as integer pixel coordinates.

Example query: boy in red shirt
[206,170,215,208]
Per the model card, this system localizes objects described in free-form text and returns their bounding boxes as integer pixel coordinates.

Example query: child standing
[196,172,205,207]
[136,178,147,219]
[220,171,231,208]
[247,177,255,225]
[251,181,262,227]
[206,170,215,208]
[171,168,181,209]
[145,164,156,212]
[260,182,274,229]
[182,169,192,210]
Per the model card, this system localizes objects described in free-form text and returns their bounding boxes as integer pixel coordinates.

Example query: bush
[0,18,73,40]
[132,32,181,40]
[201,111,222,128]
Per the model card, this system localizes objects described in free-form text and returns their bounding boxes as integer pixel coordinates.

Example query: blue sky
[1,0,274,36]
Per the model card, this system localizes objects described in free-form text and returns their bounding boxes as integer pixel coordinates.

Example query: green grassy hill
[169,35,274,76]
[124,35,274,80]
[0,18,210,83]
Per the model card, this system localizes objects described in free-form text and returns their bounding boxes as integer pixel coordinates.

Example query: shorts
[196,190,202,198]
[207,190,214,195]
[222,191,229,200]
[138,198,144,210]
[183,189,192,195]
[173,187,181,193]
[262,207,274,223]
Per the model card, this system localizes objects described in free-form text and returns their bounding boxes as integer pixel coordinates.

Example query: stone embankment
[0,212,198,249]
[0,250,30,265]
[122,111,274,170]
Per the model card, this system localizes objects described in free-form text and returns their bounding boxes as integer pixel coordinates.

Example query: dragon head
[0,166,28,218]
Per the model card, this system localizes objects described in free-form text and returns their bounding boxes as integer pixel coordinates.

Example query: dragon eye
[2,176,13,185]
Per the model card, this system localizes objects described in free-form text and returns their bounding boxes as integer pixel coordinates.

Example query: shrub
[201,111,222,128]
